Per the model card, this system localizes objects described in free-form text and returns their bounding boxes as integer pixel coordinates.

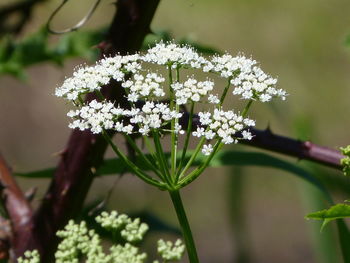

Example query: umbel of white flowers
[55,41,286,157]
[18,211,185,263]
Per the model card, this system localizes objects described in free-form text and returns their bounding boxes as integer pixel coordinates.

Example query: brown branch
[183,113,345,170]
[0,155,34,261]
[6,0,161,261]
[242,127,344,169]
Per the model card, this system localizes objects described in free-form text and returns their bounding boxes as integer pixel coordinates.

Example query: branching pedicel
[55,42,287,263]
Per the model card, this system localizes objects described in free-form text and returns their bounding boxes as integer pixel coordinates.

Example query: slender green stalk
[241,99,253,117]
[124,135,163,179]
[77,95,84,106]
[219,78,232,106]
[180,140,223,188]
[178,137,206,179]
[168,65,178,181]
[102,130,165,189]
[169,190,199,263]
[152,131,172,186]
[95,90,105,101]
[176,102,194,182]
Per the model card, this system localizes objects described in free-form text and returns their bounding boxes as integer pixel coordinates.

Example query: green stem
[102,131,165,189]
[180,140,223,188]
[176,102,194,182]
[241,99,253,117]
[169,190,199,263]
[168,65,178,182]
[152,130,172,187]
[95,90,105,101]
[124,135,163,179]
[219,78,232,106]
[178,137,206,179]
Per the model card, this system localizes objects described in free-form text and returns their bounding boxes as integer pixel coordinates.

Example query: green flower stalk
[55,41,287,262]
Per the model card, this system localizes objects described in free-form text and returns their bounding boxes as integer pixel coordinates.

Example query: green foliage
[0,27,105,79]
[306,203,350,229]
[16,150,330,201]
[0,28,219,80]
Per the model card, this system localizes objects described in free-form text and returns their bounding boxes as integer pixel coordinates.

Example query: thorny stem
[169,190,199,263]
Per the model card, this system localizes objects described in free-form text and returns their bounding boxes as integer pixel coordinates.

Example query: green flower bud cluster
[341,145,350,176]
[18,250,40,263]
[18,211,184,263]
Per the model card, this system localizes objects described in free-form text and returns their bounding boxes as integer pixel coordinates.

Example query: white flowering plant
[18,211,185,263]
[55,41,287,262]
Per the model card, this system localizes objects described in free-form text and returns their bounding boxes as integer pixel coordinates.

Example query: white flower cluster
[205,54,287,102]
[18,250,40,263]
[143,41,207,68]
[122,73,166,102]
[67,100,181,135]
[194,109,255,155]
[130,101,182,136]
[57,41,286,157]
[96,211,149,243]
[157,239,185,261]
[171,78,215,105]
[55,54,140,101]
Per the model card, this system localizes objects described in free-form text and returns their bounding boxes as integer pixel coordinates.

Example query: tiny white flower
[202,144,213,156]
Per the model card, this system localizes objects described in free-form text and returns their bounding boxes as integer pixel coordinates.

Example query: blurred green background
[1,0,350,262]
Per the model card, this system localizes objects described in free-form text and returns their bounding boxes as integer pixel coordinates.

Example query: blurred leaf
[306,204,350,230]
[0,27,220,79]
[16,150,330,200]
[345,34,350,47]
[336,220,350,263]
[0,27,105,78]
[178,38,222,55]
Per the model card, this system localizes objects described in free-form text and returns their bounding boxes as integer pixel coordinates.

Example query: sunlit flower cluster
[194,109,255,146]
[171,78,215,105]
[56,41,286,159]
[142,42,207,68]
[122,73,166,102]
[55,54,141,101]
[205,54,287,102]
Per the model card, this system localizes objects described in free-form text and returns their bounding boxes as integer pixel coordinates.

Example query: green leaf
[306,204,350,229]
[16,150,330,200]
